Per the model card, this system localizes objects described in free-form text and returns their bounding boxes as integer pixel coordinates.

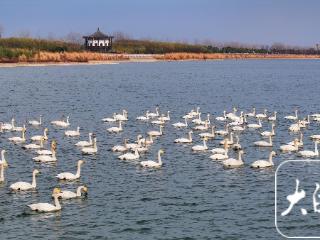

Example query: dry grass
[155,52,320,60]
[16,51,129,63]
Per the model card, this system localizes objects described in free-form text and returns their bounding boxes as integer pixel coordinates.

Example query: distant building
[83,28,114,52]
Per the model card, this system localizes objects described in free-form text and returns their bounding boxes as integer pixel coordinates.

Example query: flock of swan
[1,106,319,213]
[0,116,93,213]
[105,106,320,170]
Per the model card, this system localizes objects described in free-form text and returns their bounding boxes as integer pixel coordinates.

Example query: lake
[0,60,320,239]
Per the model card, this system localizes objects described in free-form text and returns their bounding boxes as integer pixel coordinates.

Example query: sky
[0,0,319,46]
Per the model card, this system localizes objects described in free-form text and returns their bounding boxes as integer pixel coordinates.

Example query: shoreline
[0,53,319,68]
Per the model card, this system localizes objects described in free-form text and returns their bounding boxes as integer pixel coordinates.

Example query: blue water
[0,60,320,239]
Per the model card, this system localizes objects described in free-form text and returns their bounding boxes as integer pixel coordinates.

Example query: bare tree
[113,31,131,41]
[18,30,31,38]
[0,24,4,38]
[64,32,83,44]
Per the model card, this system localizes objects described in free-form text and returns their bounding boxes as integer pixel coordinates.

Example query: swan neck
[76,187,83,196]
[238,152,242,161]
[54,195,61,210]
[158,151,162,165]
[269,153,274,164]
[0,164,4,182]
[32,172,37,188]
[76,163,82,177]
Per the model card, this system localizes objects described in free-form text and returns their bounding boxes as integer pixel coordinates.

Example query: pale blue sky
[0,0,319,46]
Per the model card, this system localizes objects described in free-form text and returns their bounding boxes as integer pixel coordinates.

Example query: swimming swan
[28,188,62,212]
[56,160,85,180]
[107,121,123,133]
[57,186,88,200]
[118,149,140,160]
[75,133,93,147]
[31,128,48,141]
[192,138,208,151]
[51,116,70,127]
[254,136,273,147]
[28,115,42,126]
[10,169,40,191]
[298,141,319,157]
[223,150,244,168]
[174,131,193,143]
[65,126,80,137]
[81,137,97,155]
[140,149,164,168]
[8,126,26,143]
[251,151,276,168]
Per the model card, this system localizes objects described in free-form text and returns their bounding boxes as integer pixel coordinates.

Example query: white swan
[29,115,42,126]
[75,133,93,147]
[245,107,256,117]
[118,149,140,160]
[268,111,277,121]
[211,140,229,154]
[231,125,245,132]
[280,139,299,152]
[192,138,208,151]
[192,112,202,124]
[215,125,229,136]
[197,114,210,125]
[172,118,188,128]
[285,110,298,120]
[112,139,128,152]
[81,137,97,155]
[2,118,14,131]
[148,125,163,137]
[226,107,238,119]
[151,118,165,125]
[56,160,84,180]
[28,188,62,212]
[31,128,48,141]
[10,169,40,191]
[37,140,57,155]
[102,113,117,122]
[251,151,276,168]
[210,146,229,160]
[57,186,88,200]
[261,123,275,137]
[193,120,209,131]
[219,132,234,145]
[298,141,319,157]
[223,150,244,168]
[114,110,128,121]
[136,111,150,121]
[174,131,193,143]
[12,120,24,132]
[51,116,70,127]
[199,126,215,139]
[254,135,273,147]
[256,109,267,119]
[8,126,26,143]
[147,107,160,118]
[216,111,227,121]
[23,138,44,150]
[158,111,170,121]
[247,119,262,129]
[107,121,123,133]
[33,147,57,162]
[287,133,303,147]
[65,126,80,137]
[140,149,164,168]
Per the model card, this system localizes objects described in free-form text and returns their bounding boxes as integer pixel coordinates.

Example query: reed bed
[155,52,320,61]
